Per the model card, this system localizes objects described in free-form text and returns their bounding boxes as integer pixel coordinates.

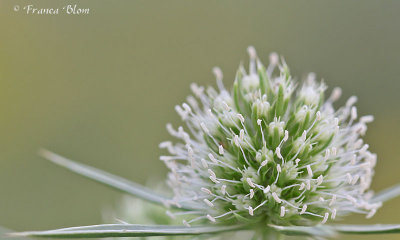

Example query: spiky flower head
[160,47,381,227]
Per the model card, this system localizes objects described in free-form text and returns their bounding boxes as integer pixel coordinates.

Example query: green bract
[161,47,380,226]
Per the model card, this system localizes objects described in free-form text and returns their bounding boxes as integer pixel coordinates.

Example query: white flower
[160,47,381,226]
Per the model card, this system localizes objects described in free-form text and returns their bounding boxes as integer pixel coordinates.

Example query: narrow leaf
[330,224,400,234]
[11,224,244,238]
[38,149,195,210]
[372,183,400,203]
[268,224,336,237]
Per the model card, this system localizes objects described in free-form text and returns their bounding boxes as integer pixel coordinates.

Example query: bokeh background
[1,1,400,239]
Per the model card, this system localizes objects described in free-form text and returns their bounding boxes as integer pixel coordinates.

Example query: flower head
[160,47,381,226]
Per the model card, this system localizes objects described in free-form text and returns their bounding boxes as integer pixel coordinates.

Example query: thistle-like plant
[9,47,400,239]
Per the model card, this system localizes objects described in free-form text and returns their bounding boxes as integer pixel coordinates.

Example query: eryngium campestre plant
[160,47,381,227]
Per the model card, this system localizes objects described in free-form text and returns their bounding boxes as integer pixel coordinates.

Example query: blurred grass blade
[330,224,400,234]
[268,224,336,237]
[11,224,244,238]
[372,183,400,203]
[38,149,195,210]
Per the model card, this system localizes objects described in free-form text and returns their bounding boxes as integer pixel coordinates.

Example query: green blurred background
[1,1,400,239]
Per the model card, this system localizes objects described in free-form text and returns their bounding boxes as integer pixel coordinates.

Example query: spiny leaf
[11,224,245,238]
[330,224,400,235]
[38,149,196,210]
[372,183,400,203]
[268,224,336,237]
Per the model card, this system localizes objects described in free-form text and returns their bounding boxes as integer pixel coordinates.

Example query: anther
[360,115,374,123]
[321,212,329,224]
[182,103,192,113]
[221,185,227,195]
[219,145,224,155]
[317,175,324,185]
[329,195,336,206]
[283,130,289,142]
[280,206,286,217]
[240,129,245,140]
[212,67,223,81]
[247,46,257,59]
[237,114,245,123]
[329,87,342,102]
[276,147,283,159]
[306,165,313,177]
[200,122,210,134]
[201,187,212,195]
[183,220,191,227]
[247,178,255,188]
[207,214,216,222]
[201,159,208,168]
[166,211,176,219]
[316,111,321,121]
[250,189,255,199]
[203,199,214,207]
[346,173,353,184]
[306,180,311,190]
[277,164,282,173]
[351,106,358,120]
[295,158,301,165]
[272,192,282,203]
[248,206,254,216]
[300,205,307,214]
[208,169,216,178]
[301,131,307,142]
[331,209,337,219]
[263,185,271,194]
[208,153,218,163]
[210,176,220,184]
